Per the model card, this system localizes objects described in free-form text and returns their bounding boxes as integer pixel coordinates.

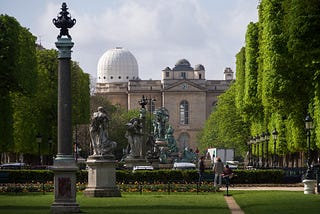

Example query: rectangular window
[166,72,170,78]
[181,72,186,79]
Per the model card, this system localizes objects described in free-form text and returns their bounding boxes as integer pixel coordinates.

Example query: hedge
[0,169,292,184]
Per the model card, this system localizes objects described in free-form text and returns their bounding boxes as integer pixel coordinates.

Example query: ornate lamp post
[147,96,156,135]
[261,133,265,168]
[51,3,80,213]
[256,135,260,168]
[247,138,252,167]
[48,137,53,165]
[304,115,314,179]
[272,129,278,168]
[265,131,270,168]
[303,115,316,194]
[253,136,257,168]
[250,137,255,166]
[36,134,42,165]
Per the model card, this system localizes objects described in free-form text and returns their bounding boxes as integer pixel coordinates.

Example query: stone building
[95,47,233,151]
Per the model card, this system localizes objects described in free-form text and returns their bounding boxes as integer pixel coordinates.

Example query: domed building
[95,48,234,151]
[97,47,139,83]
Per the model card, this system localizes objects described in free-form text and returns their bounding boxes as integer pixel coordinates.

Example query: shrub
[0,169,286,184]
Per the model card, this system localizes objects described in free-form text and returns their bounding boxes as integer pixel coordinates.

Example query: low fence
[0,168,300,184]
[0,168,314,194]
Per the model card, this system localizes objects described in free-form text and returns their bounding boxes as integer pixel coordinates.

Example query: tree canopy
[199,0,320,163]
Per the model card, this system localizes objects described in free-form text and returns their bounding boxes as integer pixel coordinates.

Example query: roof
[97,47,139,84]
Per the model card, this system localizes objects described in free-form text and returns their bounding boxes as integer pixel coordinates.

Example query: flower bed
[0,182,218,193]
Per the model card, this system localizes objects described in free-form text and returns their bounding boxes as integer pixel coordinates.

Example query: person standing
[213,157,224,187]
[198,156,205,183]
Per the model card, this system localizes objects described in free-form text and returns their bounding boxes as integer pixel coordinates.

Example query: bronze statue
[153,107,169,141]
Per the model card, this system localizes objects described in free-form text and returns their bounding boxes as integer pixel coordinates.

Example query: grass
[232,191,320,214]
[1,191,320,214]
[0,192,229,214]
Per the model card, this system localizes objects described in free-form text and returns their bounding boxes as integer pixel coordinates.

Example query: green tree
[199,84,250,159]
[244,22,262,123]
[0,15,38,155]
[235,47,246,115]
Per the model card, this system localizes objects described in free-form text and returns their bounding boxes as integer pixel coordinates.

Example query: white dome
[97,47,139,83]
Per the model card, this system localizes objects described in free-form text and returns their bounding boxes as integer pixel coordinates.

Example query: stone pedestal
[84,156,121,197]
[51,155,80,213]
[303,179,316,194]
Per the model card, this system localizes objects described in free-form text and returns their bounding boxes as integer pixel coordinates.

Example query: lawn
[0,192,229,214]
[232,191,320,214]
[1,191,319,214]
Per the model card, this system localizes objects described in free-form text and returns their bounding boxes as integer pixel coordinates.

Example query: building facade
[95,47,233,151]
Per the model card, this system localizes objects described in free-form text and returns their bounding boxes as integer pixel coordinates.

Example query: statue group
[89,98,197,165]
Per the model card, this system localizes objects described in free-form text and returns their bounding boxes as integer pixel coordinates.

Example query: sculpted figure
[125,118,143,158]
[153,107,169,141]
[165,125,178,153]
[89,107,116,156]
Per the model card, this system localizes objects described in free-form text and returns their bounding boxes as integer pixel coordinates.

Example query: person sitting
[222,165,234,186]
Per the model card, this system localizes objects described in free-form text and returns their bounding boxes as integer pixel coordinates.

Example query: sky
[0,0,259,81]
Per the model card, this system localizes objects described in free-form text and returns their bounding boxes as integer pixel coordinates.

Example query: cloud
[35,0,258,81]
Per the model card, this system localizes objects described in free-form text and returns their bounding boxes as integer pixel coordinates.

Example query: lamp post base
[51,155,80,213]
[302,179,316,194]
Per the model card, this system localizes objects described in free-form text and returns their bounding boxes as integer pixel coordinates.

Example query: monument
[51,3,80,213]
[84,107,121,197]
[123,96,153,168]
[122,95,195,168]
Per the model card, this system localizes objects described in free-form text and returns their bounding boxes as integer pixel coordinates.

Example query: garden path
[224,196,244,214]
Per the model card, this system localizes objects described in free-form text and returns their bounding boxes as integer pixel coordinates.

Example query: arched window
[180,100,189,125]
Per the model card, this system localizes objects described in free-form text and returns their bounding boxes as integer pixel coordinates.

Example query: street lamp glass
[36,134,42,143]
[272,129,278,140]
[256,135,260,143]
[305,115,313,130]
[265,131,270,140]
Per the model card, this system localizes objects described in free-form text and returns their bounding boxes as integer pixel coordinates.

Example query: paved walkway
[224,195,244,214]
[221,186,304,191]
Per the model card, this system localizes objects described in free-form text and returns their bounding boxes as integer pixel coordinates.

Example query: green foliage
[1,169,285,185]
[0,15,90,156]
[233,170,283,184]
[235,47,246,114]
[203,0,320,161]
[244,22,262,122]
[199,84,250,157]
[71,62,90,125]
[0,15,38,153]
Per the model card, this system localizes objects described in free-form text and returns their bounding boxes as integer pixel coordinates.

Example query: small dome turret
[172,58,193,71]
[194,64,205,71]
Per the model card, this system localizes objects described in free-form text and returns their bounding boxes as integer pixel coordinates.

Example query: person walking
[213,157,224,187]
